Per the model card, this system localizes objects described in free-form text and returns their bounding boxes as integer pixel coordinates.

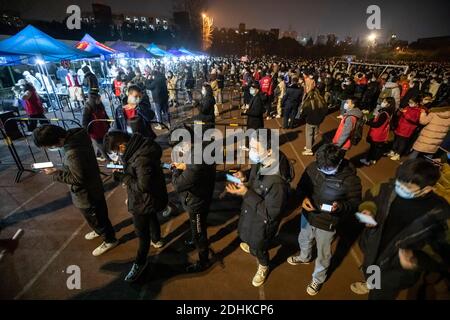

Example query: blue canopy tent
[0,25,97,62]
[0,25,98,120]
[0,51,33,66]
[167,49,184,57]
[75,34,116,58]
[110,41,153,59]
[146,43,173,58]
[178,47,196,56]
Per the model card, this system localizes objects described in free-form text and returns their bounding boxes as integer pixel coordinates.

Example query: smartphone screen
[226,173,242,185]
[355,212,378,226]
[162,163,171,169]
[321,204,333,212]
[32,162,54,169]
[106,163,123,170]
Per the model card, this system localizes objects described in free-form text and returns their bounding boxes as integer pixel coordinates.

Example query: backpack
[350,115,366,146]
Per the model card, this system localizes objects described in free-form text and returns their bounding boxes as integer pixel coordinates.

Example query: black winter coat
[52,128,105,209]
[113,134,168,215]
[296,160,362,231]
[282,84,303,112]
[238,152,291,250]
[172,160,216,214]
[359,181,450,270]
[246,92,266,130]
[147,74,169,108]
[195,94,216,126]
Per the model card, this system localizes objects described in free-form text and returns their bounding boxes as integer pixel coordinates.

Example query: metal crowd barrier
[1,117,81,183]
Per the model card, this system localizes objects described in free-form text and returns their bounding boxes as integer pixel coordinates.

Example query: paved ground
[0,96,441,300]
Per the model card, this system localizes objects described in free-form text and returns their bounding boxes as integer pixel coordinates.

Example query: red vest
[368,112,390,142]
[113,79,124,97]
[89,107,109,140]
[333,115,357,150]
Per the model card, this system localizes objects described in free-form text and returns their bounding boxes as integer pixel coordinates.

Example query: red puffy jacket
[24,89,44,116]
[394,106,422,138]
[259,76,273,96]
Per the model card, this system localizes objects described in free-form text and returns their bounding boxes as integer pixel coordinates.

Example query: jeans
[305,124,319,150]
[298,214,336,284]
[133,213,162,265]
[188,211,209,263]
[79,197,116,244]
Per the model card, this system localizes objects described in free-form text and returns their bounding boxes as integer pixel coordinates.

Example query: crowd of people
[8,54,450,300]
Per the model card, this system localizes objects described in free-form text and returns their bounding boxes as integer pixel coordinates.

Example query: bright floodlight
[368,33,377,42]
[36,58,45,65]
[202,13,206,18]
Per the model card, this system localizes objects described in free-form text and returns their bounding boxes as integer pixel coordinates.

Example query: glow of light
[36,58,45,65]
[396,47,401,50]
[119,58,127,66]
[367,33,377,42]
[202,13,206,19]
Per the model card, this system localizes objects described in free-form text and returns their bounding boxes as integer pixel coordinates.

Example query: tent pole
[8,67,16,85]
[42,62,67,123]
[36,63,59,121]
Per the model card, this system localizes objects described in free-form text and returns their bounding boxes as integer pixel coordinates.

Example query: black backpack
[349,115,366,146]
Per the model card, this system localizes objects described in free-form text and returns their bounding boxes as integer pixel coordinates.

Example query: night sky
[2,0,450,42]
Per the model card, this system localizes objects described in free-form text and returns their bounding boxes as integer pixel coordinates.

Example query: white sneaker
[151,240,165,249]
[306,279,322,296]
[276,115,281,119]
[154,125,163,130]
[386,150,395,157]
[266,116,271,120]
[240,242,250,254]
[287,255,312,265]
[350,281,370,295]
[390,153,400,161]
[302,149,314,156]
[96,157,106,162]
[252,264,269,287]
[92,240,118,256]
[84,231,100,240]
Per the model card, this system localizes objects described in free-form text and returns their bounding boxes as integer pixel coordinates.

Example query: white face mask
[201,88,207,96]
[127,96,141,105]
[381,101,388,108]
[249,148,269,164]
[250,88,257,96]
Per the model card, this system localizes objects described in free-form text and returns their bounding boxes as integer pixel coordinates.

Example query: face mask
[409,103,416,107]
[343,103,349,110]
[409,84,414,88]
[48,147,63,152]
[201,88,207,96]
[108,152,120,162]
[381,101,388,108]
[127,96,141,105]
[249,149,268,164]
[395,180,420,199]
[250,88,256,96]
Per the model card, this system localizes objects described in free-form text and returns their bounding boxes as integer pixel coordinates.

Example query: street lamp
[367,32,377,44]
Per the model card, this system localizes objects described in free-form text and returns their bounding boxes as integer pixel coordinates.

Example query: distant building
[411,36,450,49]
[316,34,326,45]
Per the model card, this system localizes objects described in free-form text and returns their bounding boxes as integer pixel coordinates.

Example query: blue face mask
[395,180,419,199]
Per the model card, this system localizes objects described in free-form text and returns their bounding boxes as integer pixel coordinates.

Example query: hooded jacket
[52,128,105,209]
[413,106,450,154]
[380,82,401,108]
[238,152,292,250]
[113,134,168,215]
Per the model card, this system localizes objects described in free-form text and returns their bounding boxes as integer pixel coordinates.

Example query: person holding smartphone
[104,131,168,282]
[287,143,362,296]
[351,158,450,300]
